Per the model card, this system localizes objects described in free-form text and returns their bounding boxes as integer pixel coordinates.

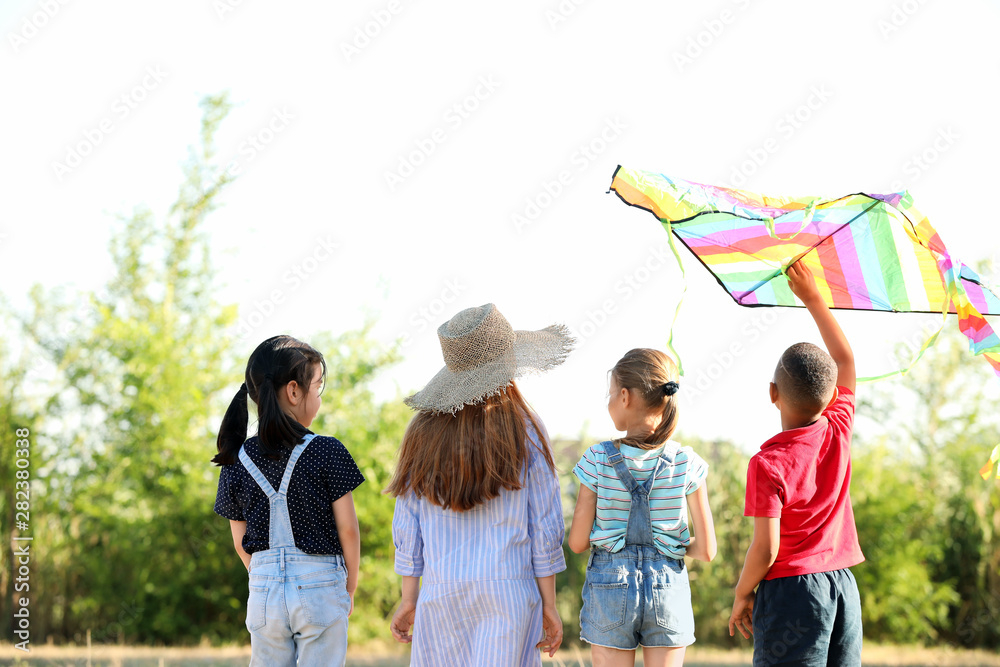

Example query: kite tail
[980,444,1000,481]
[938,255,1000,378]
[856,310,946,384]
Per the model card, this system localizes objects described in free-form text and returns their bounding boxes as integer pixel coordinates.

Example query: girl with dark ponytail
[567,348,717,667]
[213,335,364,666]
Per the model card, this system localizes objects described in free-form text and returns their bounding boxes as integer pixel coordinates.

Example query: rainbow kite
[608,166,1000,380]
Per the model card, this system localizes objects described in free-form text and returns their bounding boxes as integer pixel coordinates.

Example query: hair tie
[662,381,680,396]
[240,382,248,393]
[264,373,274,381]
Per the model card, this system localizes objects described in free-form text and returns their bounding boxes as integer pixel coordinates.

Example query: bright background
[3,0,998,449]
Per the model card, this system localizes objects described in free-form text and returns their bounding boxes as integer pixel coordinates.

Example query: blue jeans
[247,550,350,667]
[752,568,862,667]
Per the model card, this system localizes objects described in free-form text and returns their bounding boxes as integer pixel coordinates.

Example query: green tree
[683,436,751,646]
[22,94,242,643]
[856,329,1000,646]
[16,94,416,645]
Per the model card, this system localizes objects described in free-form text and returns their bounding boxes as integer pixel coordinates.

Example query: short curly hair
[773,342,837,413]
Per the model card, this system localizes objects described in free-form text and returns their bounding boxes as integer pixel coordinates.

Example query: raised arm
[786,261,855,392]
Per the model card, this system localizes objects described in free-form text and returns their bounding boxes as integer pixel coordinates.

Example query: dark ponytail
[213,383,250,466]
[213,335,327,465]
[611,348,680,450]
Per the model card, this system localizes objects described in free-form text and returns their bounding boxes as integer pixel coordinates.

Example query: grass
[1,644,1000,666]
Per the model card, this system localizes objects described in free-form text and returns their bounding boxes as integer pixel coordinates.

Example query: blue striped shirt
[391,420,565,666]
[573,440,708,558]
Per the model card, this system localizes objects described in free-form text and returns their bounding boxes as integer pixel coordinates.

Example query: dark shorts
[752,568,862,667]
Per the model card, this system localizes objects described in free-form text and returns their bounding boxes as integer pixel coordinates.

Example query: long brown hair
[611,348,680,450]
[385,383,554,511]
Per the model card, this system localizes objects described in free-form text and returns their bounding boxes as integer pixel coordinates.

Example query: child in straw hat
[386,303,574,667]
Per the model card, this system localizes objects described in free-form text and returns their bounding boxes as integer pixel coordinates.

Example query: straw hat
[405,303,575,414]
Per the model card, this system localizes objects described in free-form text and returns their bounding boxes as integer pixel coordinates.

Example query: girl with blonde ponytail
[568,348,717,667]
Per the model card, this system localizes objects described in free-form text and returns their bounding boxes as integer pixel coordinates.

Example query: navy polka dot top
[214,435,365,555]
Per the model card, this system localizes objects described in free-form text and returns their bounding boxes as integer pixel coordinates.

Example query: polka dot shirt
[214,435,365,555]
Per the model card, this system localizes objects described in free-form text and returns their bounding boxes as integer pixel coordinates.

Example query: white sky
[2,0,999,451]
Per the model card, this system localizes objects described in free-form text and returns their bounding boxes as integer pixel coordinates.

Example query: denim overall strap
[239,434,316,550]
[601,440,668,547]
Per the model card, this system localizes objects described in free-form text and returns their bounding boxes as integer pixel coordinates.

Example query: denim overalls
[579,441,696,650]
[240,434,350,666]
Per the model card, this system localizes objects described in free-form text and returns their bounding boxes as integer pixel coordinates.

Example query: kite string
[857,250,954,382]
[661,218,687,376]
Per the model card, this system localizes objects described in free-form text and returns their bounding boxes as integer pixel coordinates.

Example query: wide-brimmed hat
[405,303,575,414]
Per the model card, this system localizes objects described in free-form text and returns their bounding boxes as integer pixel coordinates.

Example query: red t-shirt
[744,386,864,579]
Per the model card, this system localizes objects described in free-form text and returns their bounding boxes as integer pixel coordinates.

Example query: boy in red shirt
[729,261,864,666]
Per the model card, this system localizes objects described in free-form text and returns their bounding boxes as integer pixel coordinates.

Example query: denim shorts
[246,550,350,667]
[580,545,695,650]
[752,568,862,667]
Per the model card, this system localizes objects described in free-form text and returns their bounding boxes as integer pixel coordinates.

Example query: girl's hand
[536,604,563,657]
[390,599,417,643]
[347,591,355,618]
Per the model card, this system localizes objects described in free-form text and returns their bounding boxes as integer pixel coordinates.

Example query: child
[386,303,571,666]
[213,335,364,667]
[728,261,864,667]
[569,348,717,667]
